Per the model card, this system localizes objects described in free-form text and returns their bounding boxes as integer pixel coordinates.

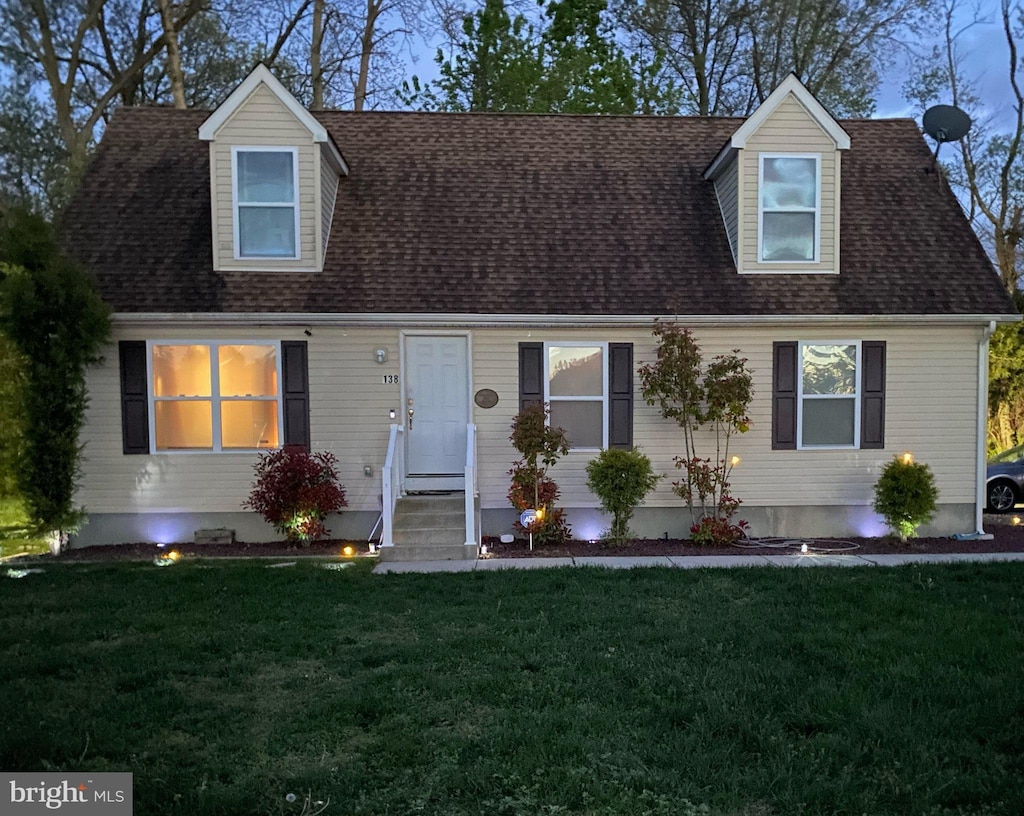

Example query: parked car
[986,445,1024,513]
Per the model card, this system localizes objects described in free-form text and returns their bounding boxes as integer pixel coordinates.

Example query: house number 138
[382,374,399,384]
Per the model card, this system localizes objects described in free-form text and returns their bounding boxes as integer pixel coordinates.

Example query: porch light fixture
[389,408,396,419]
[800,543,808,554]
[902,452,914,465]
[375,348,388,364]
[730,455,741,467]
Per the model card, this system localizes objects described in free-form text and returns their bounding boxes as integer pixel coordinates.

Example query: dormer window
[233,147,299,259]
[759,154,819,263]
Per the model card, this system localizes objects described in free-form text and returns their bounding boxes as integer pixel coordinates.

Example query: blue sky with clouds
[875,1,1017,133]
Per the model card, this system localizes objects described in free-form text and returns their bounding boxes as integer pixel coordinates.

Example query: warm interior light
[730,455,741,466]
[342,546,354,557]
[902,452,913,465]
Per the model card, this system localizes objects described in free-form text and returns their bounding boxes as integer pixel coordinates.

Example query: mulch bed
[17,514,1024,562]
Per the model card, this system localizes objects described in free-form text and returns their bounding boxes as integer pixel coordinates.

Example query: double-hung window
[798,341,859,448]
[545,343,608,449]
[149,341,283,452]
[759,154,820,263]
[233,147,299,259]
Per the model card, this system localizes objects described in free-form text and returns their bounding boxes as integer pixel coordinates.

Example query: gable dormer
[199,64,348,273]
[705,75,850,275]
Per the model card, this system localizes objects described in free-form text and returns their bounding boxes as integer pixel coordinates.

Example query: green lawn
[0,494,48,558]
[1,561,1022,816]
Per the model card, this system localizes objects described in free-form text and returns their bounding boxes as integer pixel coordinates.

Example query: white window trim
[543,341,609,451]
[231,146,301,261]
[146,339,285,454]
[757,153,821,265]
[796,340,861,450]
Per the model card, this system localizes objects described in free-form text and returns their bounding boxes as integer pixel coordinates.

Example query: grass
[1,561,1022,815]
[0,494,48,558]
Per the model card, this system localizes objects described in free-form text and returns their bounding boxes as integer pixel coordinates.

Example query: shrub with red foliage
[243,446,347,544]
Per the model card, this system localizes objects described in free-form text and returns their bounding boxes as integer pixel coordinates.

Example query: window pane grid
[150,341,283,453]
[233,148,298,259]
[797,341,859,449]
[544,343,607,449]
[760,154,819,263]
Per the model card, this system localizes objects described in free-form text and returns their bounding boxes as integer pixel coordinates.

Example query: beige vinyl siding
[471,324,979,511]
[78,326,404,516]
[739,94,840,274]
[79,323,980,523]
[320,144,340,257]
[713,157,739,261]
[209,84,318,271]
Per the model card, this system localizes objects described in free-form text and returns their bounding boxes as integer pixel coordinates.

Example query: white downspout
[975,321,997,537]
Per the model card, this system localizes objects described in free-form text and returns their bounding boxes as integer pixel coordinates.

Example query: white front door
[405,335,469,488]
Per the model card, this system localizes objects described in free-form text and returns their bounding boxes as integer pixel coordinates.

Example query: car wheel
[987,480,1018,513]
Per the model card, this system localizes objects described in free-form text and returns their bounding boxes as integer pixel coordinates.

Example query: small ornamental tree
[508,403,571,544]
[244,446,347,544]
[638,321,753,545]
[0,208,111,544]
[585,447,660,545]
[873,456,939,542]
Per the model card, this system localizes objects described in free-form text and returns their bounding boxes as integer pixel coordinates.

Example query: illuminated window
[233,148,298,258]
[150,342,281,452]
[799,342,859,448]
[545,344,607,449]
[759,154,819,262]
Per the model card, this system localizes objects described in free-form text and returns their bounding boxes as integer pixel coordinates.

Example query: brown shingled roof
[61,107,1015,316]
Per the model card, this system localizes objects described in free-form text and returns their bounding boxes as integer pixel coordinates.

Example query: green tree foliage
[873,455,939,542]
[585,447,660,544]
[507,403,572,544]
[402,0,676,113]
[0,209,110,537]
[638,320,752,542]
[0,334,25,496]
[0,81,71,217]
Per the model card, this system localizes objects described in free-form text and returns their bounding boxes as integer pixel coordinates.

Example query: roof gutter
[111,312,1023,328]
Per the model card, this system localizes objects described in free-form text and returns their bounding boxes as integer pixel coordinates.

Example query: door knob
[407,407,414,429]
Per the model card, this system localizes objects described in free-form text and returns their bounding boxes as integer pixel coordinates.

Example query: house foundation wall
[73,502,975,549]
[485,503,975,543]
[71,510,379,548]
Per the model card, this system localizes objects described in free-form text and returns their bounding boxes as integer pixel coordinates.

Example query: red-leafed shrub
[243,446,347,544]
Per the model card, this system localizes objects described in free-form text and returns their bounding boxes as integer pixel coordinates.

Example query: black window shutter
[281,340,311,449]
[119,341,150,455]
[860,341,886,449]
[772,341,798,450]
[519,342,544,412]
[608,343,633,449]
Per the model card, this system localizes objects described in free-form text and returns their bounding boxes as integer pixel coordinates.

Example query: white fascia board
[703,141,736,181]
[111,312,1022,328]
[199,63,330,145]
[730,74,851,151]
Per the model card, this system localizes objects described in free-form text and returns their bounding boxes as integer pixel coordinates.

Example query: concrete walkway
[373,551,1024,574]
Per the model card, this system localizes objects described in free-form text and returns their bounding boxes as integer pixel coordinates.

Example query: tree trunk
[311,0,325,108]
[157,0,187,109]
[354,0,383,111]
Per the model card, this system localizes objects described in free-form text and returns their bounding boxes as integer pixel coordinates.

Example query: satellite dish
[923,104,972,143]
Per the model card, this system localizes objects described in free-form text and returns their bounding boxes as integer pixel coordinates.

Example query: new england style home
[62,65,1017,555]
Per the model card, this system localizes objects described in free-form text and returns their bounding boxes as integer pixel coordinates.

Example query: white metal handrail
[381,424,404,548]
[464,423,478,548]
